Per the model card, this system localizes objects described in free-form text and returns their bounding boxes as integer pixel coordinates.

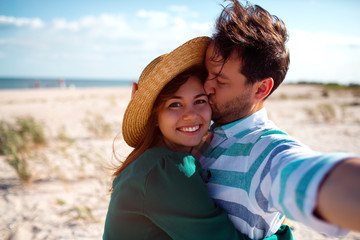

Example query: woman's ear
[131,82,138,98]
[254,77,274,100]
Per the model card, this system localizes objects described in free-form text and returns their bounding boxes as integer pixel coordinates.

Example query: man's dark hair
[212,0,290,96]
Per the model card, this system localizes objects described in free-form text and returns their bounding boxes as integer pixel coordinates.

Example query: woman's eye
[168,102,181,108]
[195,99,208,105]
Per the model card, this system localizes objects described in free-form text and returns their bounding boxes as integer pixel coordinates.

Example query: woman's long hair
[112,64,207,178]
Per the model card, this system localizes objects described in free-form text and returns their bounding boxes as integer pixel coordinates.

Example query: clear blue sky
[1,0,360,84]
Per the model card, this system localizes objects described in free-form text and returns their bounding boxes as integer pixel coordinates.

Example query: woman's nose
[182,107,197,121]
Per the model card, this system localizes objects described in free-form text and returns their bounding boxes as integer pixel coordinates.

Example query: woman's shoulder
[142,146,193,161]
[111,146,179,192]
[140,146,175,159]
[143,146,200,178]
[117,146,195,173]
[113,146,200,188]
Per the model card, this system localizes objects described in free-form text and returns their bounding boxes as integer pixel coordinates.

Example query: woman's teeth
[179,125,200,132]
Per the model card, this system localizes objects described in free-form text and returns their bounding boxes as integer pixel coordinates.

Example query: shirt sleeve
[144,152,247,240]
[268,141,355,237]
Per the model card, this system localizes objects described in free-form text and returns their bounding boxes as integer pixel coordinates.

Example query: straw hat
[122,36,211,147]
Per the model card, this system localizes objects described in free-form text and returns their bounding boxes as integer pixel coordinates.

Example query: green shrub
[58,126,75,144]
[85,114,112,138]
[317,103,336,122]
[5,147,31,182]
[16,117,46,145]
[304,104,337,123]
[0,116,46,182]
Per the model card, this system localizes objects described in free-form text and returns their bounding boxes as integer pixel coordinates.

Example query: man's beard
[210,93,252,126]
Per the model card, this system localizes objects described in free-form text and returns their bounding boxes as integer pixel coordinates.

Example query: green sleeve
[143,153,248,240]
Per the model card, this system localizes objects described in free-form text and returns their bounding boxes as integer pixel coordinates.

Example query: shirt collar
[211,108,269,138]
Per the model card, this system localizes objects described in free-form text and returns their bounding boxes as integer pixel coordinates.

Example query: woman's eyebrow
[195,93,208,98]
[169,96,182,99]
[169,93,207,99]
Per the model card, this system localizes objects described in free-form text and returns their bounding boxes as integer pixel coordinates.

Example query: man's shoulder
[229,122,286,140]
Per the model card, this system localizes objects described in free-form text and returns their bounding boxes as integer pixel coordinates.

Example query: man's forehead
[206,51,225,67]
[206,43,224,62]
[207,58,224,67]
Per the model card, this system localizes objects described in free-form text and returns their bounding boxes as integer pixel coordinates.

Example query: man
[198,0,360,239]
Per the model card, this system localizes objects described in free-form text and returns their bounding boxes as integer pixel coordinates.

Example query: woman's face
[157,76,211,152]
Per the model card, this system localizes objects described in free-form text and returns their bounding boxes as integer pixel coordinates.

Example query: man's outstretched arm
[315,158,360,231]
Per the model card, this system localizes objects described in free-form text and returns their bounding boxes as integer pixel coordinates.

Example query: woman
[103,37,247,240]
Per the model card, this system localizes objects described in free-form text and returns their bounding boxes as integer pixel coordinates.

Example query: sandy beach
[0,84,359,240]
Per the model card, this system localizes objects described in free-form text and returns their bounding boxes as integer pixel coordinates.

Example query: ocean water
[0,77,133,90]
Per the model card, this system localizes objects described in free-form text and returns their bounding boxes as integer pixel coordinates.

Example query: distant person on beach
[103,37,254,240]
[191,0,360,239]
[58,78,66,88]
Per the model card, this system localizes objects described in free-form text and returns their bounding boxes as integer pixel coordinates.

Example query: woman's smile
[177,124,201,133]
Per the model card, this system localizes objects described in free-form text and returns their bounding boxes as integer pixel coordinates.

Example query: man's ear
[254,78,274,100]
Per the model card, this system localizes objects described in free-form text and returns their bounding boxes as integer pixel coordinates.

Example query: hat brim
[122,36,211,147]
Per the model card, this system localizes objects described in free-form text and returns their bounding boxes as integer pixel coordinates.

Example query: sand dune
[0,84,359,239]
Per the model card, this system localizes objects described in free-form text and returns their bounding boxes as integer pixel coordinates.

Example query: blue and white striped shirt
[199,108,350,239]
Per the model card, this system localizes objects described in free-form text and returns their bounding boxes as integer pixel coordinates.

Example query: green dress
[103,146,247,240]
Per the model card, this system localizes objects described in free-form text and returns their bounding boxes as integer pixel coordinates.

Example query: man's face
[204,43,257,125]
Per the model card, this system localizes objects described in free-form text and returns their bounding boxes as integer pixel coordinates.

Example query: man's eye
[217,80,226,85]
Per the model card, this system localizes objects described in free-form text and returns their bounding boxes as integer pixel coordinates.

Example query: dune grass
[85,113,112,138]
[0,116,46,183]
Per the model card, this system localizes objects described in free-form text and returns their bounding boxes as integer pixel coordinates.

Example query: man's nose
[204,77,215,95]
